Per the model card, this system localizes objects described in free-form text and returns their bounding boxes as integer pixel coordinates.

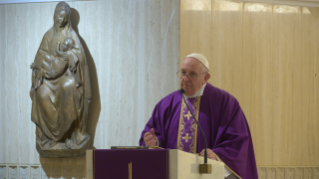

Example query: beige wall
[181,0,319,170]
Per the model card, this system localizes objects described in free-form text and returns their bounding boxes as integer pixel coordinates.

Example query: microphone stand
[180,89,212,174]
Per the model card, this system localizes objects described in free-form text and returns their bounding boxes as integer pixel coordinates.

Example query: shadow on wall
[70,8,101,151]
[39,8,101,179]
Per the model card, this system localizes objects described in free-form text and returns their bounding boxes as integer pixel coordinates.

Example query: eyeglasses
[176,71,207,80]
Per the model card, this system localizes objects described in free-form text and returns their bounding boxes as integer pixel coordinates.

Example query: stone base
[36,135,91,158]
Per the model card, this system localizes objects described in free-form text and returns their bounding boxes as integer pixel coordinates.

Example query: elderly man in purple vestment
[139,53,258,179]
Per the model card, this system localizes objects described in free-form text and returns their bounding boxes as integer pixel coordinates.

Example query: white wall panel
[0,4,5,165]
[0,0,180,168]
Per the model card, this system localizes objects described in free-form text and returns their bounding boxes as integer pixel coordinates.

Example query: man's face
[54,10,68,28]
[180,57,210,96]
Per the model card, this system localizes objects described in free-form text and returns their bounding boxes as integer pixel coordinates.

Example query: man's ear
[204,73,210,82]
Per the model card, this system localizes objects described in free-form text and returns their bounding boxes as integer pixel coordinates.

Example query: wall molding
[257,167,319,179]
[0,0,92,5]
[1,164,318,179]
[0,164,85,179]
[232,0,319,8]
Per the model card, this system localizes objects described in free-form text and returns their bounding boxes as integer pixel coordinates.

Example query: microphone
[180,88,211,174]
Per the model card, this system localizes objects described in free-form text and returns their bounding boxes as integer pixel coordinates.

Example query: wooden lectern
[86,149,224,179]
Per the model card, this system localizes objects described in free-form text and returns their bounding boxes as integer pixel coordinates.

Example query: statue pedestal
[36,135,91,158]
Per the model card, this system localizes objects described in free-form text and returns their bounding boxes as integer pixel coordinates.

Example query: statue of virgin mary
[30,1,92,157]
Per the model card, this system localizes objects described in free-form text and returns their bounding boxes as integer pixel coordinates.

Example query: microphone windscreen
[180,88,185,94]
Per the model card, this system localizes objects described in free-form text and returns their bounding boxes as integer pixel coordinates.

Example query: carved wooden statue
[30,2,91,158]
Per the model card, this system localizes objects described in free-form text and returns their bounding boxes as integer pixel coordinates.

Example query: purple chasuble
[139,83,258,179]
